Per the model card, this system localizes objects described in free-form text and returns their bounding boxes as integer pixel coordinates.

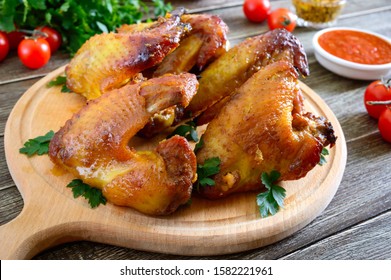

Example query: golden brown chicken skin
[138,13,229,138]
[185,28,310,125]
[49,73,198,215]
[154,13,229,75]
[195,61,336,199]
[65,8,190,100]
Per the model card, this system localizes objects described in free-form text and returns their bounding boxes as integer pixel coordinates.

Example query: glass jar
[292,0,346,29]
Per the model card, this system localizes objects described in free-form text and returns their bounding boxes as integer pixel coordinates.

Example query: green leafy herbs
[19,130,54,156]
[194,138,204,153]
[151,0,172,17]
[47,75,71,92]
[195,157,221,190]
[256,170,286,218]
[319,147,329,166]
[168,121,199,142]
[67,179,107,208]
[0,0,172,55]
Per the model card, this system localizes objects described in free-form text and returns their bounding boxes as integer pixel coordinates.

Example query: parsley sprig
[19,130,54,156]
[195,157,221,190]
[47,75,71,93]
[318,148,329,166]
[67,179,107,208]
[256,170,286,218]
[168,121,199,142]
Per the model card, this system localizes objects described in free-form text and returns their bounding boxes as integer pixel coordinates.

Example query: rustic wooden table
[0,0,390,260]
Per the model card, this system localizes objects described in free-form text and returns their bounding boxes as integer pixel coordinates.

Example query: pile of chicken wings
[49,8,336,215]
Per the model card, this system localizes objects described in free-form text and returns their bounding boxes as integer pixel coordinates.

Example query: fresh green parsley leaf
[168,121,199,142]
[194,138,204,153]
[195,157,221,190]
[256,170,286,218]
[152,0,173,17]
[47,75,71,93]
[47,75,66,87]
[318,147,329,166]
[61,85,72,93]
[67,179,107,208]
[19,130,54,156]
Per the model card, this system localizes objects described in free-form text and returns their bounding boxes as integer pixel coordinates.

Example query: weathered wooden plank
[281,211,391,259]
[0,136,14,191]
[170,0,242,12]
[0,52,69,86]
[0,187,23,227]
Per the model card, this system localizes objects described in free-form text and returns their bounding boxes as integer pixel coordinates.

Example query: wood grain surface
[0,65,346,259]
[1,0,390,260]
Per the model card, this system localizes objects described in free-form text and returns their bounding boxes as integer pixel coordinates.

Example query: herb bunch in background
[0,0,172,56]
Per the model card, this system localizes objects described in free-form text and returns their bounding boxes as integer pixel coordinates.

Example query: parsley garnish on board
[19,130,54,156]
[168,121,199,142]
[67,179,107,208]
[0,0,172,55]
[47,75,71,93]
[318,148,329,166]
[195,157,221,190]
[256,170,286,218]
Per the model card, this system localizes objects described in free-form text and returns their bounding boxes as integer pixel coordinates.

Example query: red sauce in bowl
[318,29,391,65]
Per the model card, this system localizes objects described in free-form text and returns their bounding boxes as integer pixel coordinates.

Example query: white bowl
[312,27,391,80]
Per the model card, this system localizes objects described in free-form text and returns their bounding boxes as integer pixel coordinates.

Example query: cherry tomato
[0,32,10,62]
[364,80,391,119]
[267,8,297,32]
[243,0,271,23]
[7,30,25,49]
[18,37,51,69]
[35,26,62,53]
[378,107,391,143]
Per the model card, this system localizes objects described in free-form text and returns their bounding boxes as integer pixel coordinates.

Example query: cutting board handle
[0,187,87,260]
[0,196,79,259]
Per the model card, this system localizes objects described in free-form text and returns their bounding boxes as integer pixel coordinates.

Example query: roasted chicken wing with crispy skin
[195,61,336,199]
[138,13,229,138]
[49,73,199,215]
[154,14,229,75]
[185,28,310,125]
[65,8,190,100]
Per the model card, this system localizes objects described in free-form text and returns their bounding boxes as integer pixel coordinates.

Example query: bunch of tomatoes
[243,0,296,32]
[364,80,391,143]
[0,26,62,69]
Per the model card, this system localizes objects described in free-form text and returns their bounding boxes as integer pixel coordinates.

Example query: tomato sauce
[318,29,391,65]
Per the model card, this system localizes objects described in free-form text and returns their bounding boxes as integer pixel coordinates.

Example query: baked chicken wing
[138,13,229,137]
[195,61,336,199]
[186,28,310,125]
[65,8,190,100]
[153,13,229,76]
[49,73,198,215]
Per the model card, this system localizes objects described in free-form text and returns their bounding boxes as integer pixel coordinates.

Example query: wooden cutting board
[1,65,347,259]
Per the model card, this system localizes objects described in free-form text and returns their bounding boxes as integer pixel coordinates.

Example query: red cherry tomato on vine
[267,8,297,32]
[0,32,10,62]
[364,80,391,119]
[35,26,62,53]
[378,108,391,143]
[243,0,271,23]
[18,37,51,69]
[7,30,25,49]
